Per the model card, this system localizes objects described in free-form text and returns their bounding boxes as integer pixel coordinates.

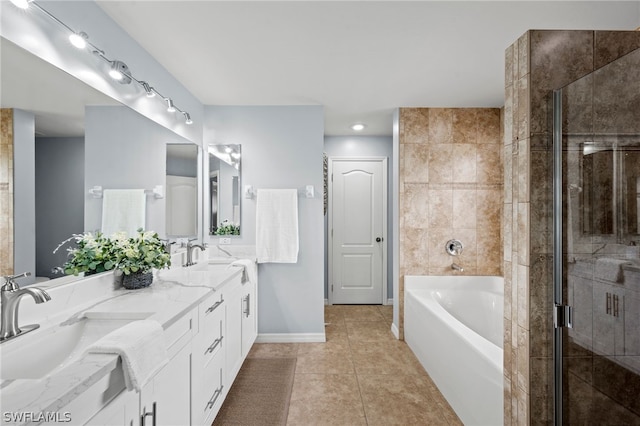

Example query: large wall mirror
[1,37,200,283]
[208,144,241,235]
[166,144,199,237]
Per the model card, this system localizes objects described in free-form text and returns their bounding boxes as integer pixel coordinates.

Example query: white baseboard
[324,298,329,305]
[256,333,326,343]
[391,322,399,339]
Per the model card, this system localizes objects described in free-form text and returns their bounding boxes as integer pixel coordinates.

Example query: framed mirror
[208,144,241,235]
[166,144,199,237]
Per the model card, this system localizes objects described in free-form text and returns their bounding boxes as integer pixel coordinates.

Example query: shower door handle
[375,237,383,242]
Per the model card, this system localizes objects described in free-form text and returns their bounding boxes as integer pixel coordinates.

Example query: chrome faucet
[1,272,51,342]
[184,239,206,267]
[451,263,464,272]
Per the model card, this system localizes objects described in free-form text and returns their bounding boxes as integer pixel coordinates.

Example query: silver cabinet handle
[606,292,612,315]
[206,297,224,314]
[613,294,619,317]
[243,294,250,317]
[141,402,156,426]
[205,336,224,355]
[206,385,224,410]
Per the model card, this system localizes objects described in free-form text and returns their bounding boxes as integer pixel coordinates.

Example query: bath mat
[212,357,297,426]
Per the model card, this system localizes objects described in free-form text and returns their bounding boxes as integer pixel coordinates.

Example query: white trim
[256,333,326,343]
[386,298,393,305]
[391,322,400,340]
[328,156,388,306]
[324,298,329,305]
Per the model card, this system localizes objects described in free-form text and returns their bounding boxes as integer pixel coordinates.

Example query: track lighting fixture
[10,0,193,126]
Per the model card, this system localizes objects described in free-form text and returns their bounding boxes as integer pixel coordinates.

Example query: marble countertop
[0,261,243,423]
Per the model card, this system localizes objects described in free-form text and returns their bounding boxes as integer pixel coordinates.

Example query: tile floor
[247,305,462,425]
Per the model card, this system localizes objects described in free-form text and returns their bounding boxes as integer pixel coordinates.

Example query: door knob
[376,237,383,242]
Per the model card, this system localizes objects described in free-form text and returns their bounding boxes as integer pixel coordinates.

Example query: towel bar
[244,185,314,199]
[88,185,164,199]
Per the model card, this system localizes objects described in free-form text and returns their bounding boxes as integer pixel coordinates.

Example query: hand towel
[256,189,299,263]
[594,257,631,283]
[229,259,258,284]
[84,320,168,392]
[101,189,146,237]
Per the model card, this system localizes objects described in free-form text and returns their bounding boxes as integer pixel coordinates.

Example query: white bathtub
[404,275,504,426]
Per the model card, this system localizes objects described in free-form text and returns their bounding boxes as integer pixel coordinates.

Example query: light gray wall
[323,135,394,302]
[35,137,84,278]
[85,106,192,238]
[167,155,197,178]
[13,109,35,284]
[205,105,325,336]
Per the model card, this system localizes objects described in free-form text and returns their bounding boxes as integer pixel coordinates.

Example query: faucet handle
[2,272,31,290]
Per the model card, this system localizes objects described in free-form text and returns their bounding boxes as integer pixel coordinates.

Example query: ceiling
[96,1,639,136]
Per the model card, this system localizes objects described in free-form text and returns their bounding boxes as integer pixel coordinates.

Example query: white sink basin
[1,313,151,381]
[208,257,237,264]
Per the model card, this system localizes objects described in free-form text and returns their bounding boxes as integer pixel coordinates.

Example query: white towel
[256,189,299,263]
[84,320,168,392]
[101,189,146,237]
[229,259,258,284]
[594,257,631,283]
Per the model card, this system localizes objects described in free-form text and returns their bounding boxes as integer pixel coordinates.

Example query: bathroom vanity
[0,252,257,425]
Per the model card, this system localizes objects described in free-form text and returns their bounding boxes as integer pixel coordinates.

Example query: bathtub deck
[244,304,462,425]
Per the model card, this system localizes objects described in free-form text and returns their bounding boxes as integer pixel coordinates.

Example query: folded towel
[256,189,299,263]
[594,257,631,283]
[101,189,146,237]
[84,320,168,392]
[229,259,258,284]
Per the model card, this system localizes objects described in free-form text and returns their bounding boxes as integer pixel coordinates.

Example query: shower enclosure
[554,47,640,424]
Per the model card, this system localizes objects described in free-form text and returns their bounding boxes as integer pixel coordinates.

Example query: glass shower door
[554,48,640,425]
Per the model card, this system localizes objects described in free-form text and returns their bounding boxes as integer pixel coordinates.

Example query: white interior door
[329,158,387,304]
[166,175,197,236]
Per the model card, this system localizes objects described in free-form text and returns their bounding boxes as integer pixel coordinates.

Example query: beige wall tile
[403,144,429,183]
[478,108,501,145]
[428,108,453,144]
[477,143,502,184]
[400,108,430,144]
[453,189,476,229]
[403,184,429,229]
[428,143,453,183]
[453,109,478,144]
[428,188,453,229]
[452,144,477,183]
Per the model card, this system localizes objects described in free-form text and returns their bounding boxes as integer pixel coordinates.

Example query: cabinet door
[225,282,243,385]
[241,281,257,357]
[140,342,191,426]
[593,282,617,356]
[85,389,137,426]
[623,289,640,372]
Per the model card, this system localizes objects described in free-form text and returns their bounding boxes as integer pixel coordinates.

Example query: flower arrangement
[213,220,240,236]
[56,229,171,276]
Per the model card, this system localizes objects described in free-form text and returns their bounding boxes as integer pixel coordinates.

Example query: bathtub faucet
[451,263,464,272]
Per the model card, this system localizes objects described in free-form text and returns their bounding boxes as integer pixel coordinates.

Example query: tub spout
[451,263,464,272]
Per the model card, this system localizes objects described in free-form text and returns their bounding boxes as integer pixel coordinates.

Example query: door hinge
[553,304,573,329]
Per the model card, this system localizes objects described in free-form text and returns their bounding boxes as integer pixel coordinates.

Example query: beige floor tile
[342,305,385,322]
[295,351,355,374]
[297,338,351,356]
[357,374,449,425]
[377,305,393,324]
[324,306,346,324]
[287,374,367,426]
[350,340,427,376]
[247,343,299,358]
[346,320,395,343]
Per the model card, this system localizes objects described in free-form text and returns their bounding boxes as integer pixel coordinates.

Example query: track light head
[108,61,132,84]
[166,98,176,113]
[141,81,156,98]
[69,32,88,49]
[10,0,30,9]
[184,112,193,125]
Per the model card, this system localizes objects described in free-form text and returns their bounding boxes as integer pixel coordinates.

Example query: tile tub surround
[398,107,503,339]
[0,260,241,420]
[502,30,640,425]
[1,108,13,275]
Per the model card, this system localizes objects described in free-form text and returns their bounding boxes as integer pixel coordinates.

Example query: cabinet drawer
[200,292,225,338]
[164,310,194,358]
[202,358,225,425]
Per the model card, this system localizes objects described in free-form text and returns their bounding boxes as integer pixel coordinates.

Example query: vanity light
[69,32,88,49]
[351,123,366,131]
[9,0,30,9]
[12,0,192,123]
[225,146,233,153]
[166,98,176,113]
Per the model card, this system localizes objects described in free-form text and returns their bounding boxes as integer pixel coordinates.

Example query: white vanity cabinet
[241,279,257,358]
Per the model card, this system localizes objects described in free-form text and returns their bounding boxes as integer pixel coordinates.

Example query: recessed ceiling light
[351,123,365,131]
[69,32,88,49]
